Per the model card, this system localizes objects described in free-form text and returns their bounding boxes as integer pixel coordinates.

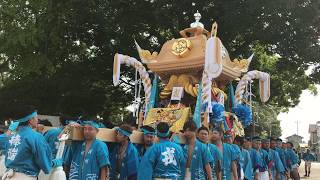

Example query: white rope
[134,69,138,102]
[249,81,252,107]
[136,77,142,124]
[133,69,138,118]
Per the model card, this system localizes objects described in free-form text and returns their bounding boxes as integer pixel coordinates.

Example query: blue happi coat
[264,148,285,179]
[274,147,288,169]
[241,149,253,180]
[231,144,242,178]
[207,143,222,180]
[43,127,63,158]
[66,139,110,180]
[110,142,139,180]
[135,144,152,162]
[303,152,315,161]
[249,148,271,174]
[274,147,287,180]
[0,126,52,176]
[286,148,299,170]
[138,139,185,180]
[220,143,238,180]
[182,140,213,180]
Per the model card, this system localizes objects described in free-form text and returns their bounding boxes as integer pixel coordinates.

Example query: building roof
[309,124,317,133]
[286,134,304,140]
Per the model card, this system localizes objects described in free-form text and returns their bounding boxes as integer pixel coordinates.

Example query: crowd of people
[0,105,314,180]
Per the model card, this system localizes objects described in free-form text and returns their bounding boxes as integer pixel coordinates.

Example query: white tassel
[48,134,68,180]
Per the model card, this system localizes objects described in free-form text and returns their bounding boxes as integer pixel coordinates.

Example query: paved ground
[299,161,320,179]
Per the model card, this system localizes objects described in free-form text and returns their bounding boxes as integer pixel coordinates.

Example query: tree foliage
[245,101,282,137]
[0,0,318,126]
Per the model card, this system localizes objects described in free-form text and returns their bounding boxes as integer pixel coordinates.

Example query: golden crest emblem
[171,38,192,57]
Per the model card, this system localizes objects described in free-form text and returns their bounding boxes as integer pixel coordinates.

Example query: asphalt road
[299,160,320,179]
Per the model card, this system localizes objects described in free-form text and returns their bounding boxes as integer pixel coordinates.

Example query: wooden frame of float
[62,126,186,144]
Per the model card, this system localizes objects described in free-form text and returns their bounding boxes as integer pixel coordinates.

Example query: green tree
[244,101,282,137]
[0,0,133,122]
[0,0,318,125]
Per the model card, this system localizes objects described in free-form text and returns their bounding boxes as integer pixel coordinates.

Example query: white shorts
[230,168,244,180]
[184,168,191,180]
[0,155,6,177]
[2,171,36,180]
[305,161,312,168]
[291,163,299,170]
[37,170,50,180]
[257,171,269,180]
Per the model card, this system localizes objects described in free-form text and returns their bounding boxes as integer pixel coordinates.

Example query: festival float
[66,11,271,143]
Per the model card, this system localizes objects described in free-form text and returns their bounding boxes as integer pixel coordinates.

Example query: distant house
[286,134,303,149]
[309,122,320,161]
[309,124,318,147]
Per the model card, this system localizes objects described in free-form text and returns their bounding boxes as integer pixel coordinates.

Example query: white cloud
[278,85,320,142]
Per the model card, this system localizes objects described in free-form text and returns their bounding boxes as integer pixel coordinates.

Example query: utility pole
[269,119,272,137]
[250,81,254,137]
[296,120,300,135]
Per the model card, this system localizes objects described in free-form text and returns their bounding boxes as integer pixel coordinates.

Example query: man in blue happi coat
[262,137,285,180]
[65,120,110,180]
[244,137,252,149]
[224,133,242,180]
[197,126,222,180]
[0,105,53,180]
[36,119,52,134]
[138,122,185,180]
[274,138,289,180]
[302,149,315,177]
[182,120,213,180]
[234,136,253,180]
[286,142,300,180]
[271,138,288,180]
[210,126,238,180]
[250,136,272,180]
[135,125,155,162]
[43,115,74,158]
[110,124,139,180]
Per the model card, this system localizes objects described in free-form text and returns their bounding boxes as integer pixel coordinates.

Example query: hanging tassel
[226,82,236,112]
[223,116,230,131]
[193,83,202,128]
[145,75,158,117]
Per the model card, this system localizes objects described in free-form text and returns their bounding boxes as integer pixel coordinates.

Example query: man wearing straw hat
[138,122,185,180]
[0,105,53,180]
